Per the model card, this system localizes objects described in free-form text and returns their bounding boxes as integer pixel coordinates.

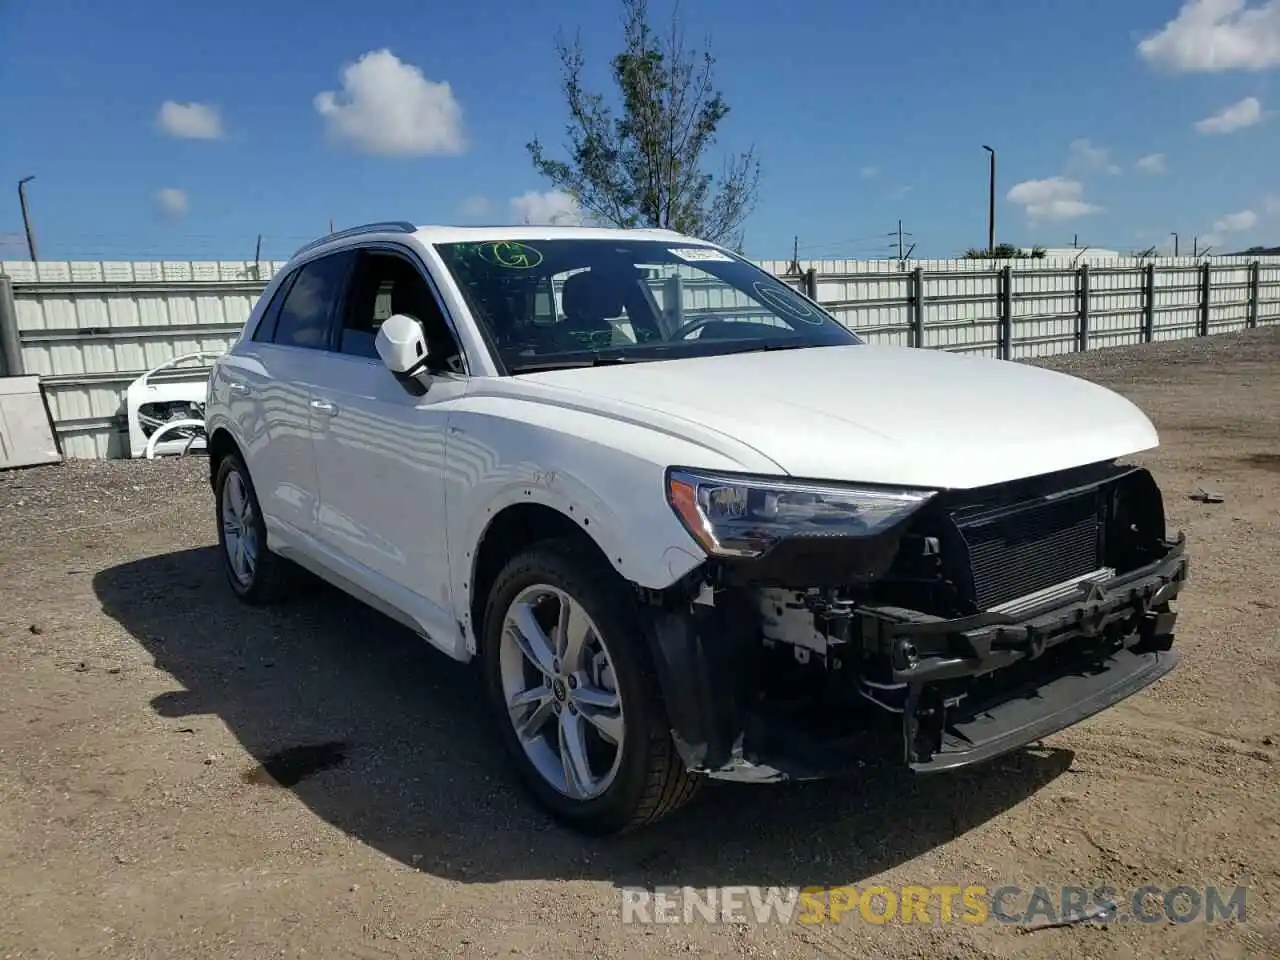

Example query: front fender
[443,400,759,646]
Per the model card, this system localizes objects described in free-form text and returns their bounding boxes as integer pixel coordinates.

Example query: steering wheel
[667,315,723,341]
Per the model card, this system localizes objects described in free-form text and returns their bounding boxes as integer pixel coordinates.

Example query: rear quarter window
[249,272,297,344]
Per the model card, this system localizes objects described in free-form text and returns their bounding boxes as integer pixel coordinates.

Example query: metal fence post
[909,266,925,348]
[998,265,1013,360]
[0,276,23,377]
[1248,261,1260,329]
[1077,263,1090,352]
[803,267,818,302]
[663,275,685,329]
[1142,263,1155,343]
[1198,262,1211,336]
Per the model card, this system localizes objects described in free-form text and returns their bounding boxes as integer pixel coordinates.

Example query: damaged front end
[648,462,1188,782]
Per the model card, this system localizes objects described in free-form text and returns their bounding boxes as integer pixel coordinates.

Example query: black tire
[480,537,701,835]
[213,452,296,605]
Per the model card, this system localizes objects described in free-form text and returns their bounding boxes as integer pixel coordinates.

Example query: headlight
[666,468,935,558]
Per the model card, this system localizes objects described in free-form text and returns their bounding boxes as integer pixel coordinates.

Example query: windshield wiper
[505,341,826,374]
[507,354,644,374]
[723,340,822,355]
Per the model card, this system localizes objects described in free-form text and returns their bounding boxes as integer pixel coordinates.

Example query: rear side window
[266,252,353,350]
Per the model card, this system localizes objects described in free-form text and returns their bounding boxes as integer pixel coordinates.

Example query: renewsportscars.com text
[620,883,1249,927]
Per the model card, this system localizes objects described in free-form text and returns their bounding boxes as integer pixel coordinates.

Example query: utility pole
[982,145,996,256]
[1193,236,1199,257]
[785,235,802,275]
[1170,232,1179,257]
[885,222,914,260]
[17,176,38,261]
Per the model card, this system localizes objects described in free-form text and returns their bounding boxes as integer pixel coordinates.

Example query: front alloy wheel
[500,585,626,799]
[481,538,700,834]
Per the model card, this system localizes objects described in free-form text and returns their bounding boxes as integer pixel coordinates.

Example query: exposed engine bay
[647,460,1189,781]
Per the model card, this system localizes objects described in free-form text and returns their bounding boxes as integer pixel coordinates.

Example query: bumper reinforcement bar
[910,643,1180,772]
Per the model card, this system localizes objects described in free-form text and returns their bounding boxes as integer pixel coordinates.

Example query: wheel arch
[467,501,613,656]
[207,426,244,490]
[452,465,707,654]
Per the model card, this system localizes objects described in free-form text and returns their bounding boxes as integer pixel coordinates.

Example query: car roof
[290,221,717,261]
[409,224,696,244]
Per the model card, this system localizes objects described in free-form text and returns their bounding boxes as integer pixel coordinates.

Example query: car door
[306,245,469,650]
[233,250,355,551]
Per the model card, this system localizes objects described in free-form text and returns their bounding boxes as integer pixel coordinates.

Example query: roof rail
[291,221,418,258]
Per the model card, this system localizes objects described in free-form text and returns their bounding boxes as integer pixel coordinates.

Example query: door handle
[309,398,339,417]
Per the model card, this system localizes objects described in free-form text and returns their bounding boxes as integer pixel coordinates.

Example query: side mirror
[375,313,431,395]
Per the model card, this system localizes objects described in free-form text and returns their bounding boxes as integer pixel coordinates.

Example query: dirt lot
[2,328,1278,959]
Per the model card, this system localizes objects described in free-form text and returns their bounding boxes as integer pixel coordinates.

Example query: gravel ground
[2,327,1279,959]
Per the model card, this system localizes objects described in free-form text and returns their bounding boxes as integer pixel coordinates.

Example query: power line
[796,232,893,252]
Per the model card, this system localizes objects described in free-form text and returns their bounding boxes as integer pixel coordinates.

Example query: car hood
[514,345,1159,490]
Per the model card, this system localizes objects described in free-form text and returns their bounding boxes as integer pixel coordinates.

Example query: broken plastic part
[143,418,207,459]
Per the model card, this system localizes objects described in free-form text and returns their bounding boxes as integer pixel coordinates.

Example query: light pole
[982,145,995,255]
[17,176,38,261]
[1169,232,1179,257]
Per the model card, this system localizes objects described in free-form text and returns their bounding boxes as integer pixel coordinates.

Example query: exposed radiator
[955,490,1104,610]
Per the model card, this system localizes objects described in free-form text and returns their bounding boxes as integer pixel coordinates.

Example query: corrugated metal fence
[2,254,1279,458]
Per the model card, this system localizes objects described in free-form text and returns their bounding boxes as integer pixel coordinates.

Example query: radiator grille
[958,492,1102,610]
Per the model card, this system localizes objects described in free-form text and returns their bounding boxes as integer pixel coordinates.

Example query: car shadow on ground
[94,547,1071,890]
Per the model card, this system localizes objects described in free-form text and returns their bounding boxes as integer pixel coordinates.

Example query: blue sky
[2,0,1278,261]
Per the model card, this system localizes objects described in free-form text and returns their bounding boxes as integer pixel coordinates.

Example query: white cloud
[1138,0,1280,72]
[1135,153,1168,173]
[1199,232,1225,248]
[1213,208,1258,231]
[860,166,878,179]
[156,100,224,139]
[1067,138,1121,174]
[1007,177,1103,221]
[509,190,585,225]
[459,196,491,218]
[314,49,465,156]
[1194,96,1265,133]
[886,185,912,200]
[155,187,188,219]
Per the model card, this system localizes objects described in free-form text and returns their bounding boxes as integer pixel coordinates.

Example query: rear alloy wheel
[221,468,259,589]
[214,453,294,604]
[481,539,700,834]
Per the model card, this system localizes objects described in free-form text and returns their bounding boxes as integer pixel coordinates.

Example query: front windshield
[433,238,861,373]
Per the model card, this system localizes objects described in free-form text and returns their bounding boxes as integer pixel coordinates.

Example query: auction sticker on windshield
[479,241,543,269]
[669,247,734,262]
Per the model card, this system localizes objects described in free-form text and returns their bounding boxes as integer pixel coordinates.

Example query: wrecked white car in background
[124,351,219,458]
[203,222,1188,835]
